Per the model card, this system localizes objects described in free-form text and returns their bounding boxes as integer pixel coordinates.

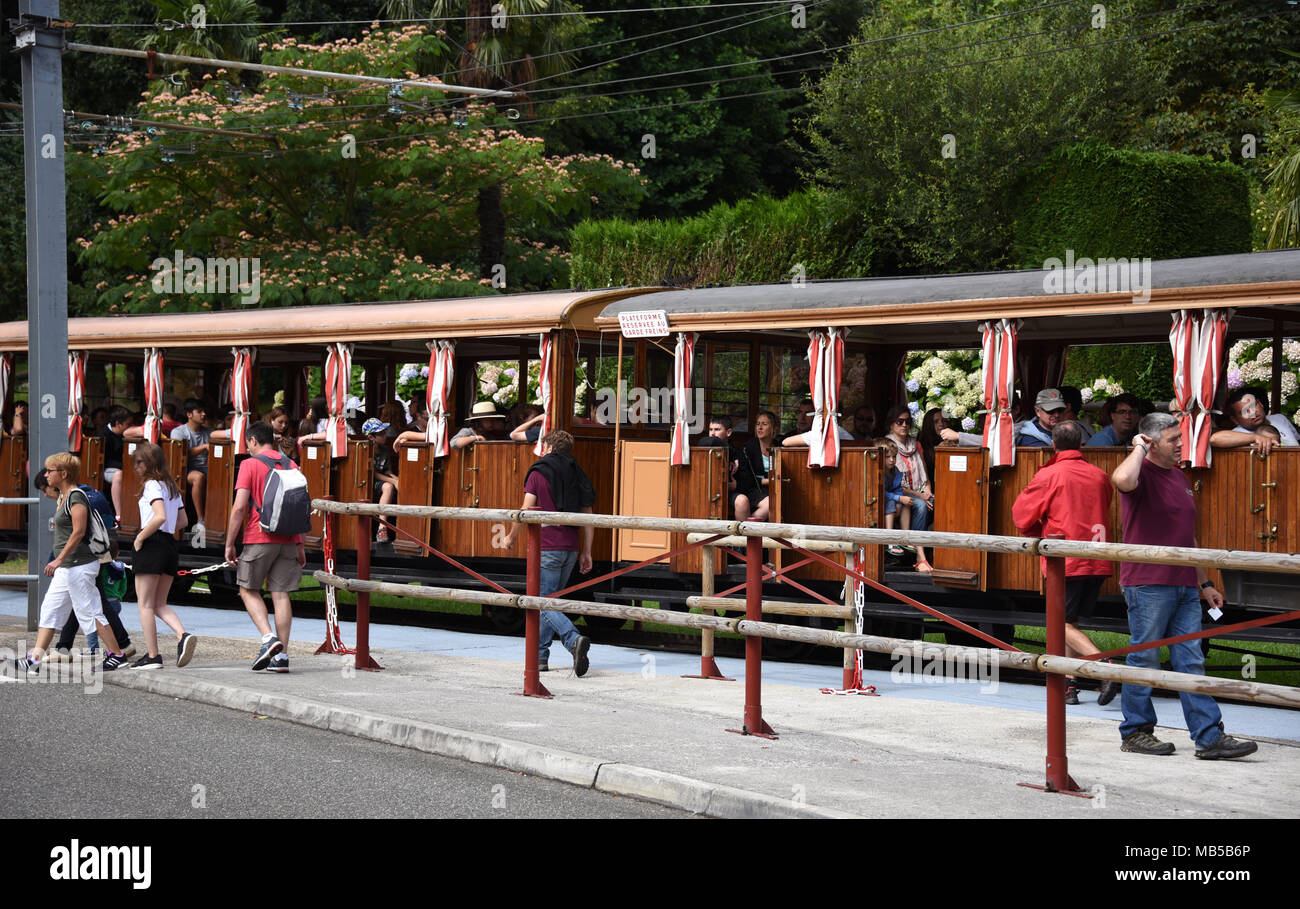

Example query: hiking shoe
[1196,734,1258,761]
[251,636,283,671]
[129,654,163,671]
[102,652,129,672]
[572,636,591,678]
[176,633,197,668]
[1097,678,1120,706]
[1065,684,1080,705]
[267,654,289,673]
[1121,730,1175,756]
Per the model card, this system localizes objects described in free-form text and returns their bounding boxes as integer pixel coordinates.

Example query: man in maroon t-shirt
[1111,413,1257,760]
[225,421,305,672]
[504,430,595,675]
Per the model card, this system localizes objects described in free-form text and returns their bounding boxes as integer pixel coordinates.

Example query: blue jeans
[538,549,580,663]
[1119,585,1222,748]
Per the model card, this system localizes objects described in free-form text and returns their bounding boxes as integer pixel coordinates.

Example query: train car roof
[0,287,666,354]
[593,249,1300,345]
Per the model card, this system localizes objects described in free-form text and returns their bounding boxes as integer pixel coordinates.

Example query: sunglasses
[894,418,911,426]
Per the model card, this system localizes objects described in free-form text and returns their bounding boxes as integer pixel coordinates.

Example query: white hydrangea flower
[1080,387,1094,403]
[1255,347,1274,365]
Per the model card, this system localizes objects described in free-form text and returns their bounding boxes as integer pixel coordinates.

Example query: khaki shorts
[237,542,302,593]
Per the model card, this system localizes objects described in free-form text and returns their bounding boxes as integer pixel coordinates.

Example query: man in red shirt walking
[1012,421,1119,706]
[225,421,306,672]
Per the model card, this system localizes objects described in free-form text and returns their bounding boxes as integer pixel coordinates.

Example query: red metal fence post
[728,531,777,738]
[1020,533,1087,796]
[354,512,382,670]
[519,508,552,698]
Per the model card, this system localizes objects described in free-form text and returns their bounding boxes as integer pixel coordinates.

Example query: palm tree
[383,0,588,278]
[1265,83,1300,250]
[139,0,278,84]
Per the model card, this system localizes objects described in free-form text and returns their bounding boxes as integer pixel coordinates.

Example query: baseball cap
[361,418,390,435]
[1035,388,1067,412]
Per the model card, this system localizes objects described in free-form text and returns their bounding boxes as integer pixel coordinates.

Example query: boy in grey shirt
[170,398,212,539]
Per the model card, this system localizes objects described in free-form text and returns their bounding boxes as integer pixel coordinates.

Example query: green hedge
[569,191,875,288]
[1012,142,1251,267]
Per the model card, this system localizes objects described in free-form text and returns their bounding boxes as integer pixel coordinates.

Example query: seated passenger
[509,404,545,443]
[1057,386,1093,442]
[1015,388,1067,447]
[781,398,853,444]
[362,417,398,543]
[851,405,878,441]
[1086,393,1141,447]
[161,402,182,438]
[1210,386,1299,455]
[404,396,428,434]
[739,410,778,516]
[877,437,931,573]
[99,405,130,520]
[450,401,509,449]
[882,405,934,527]
[707,415,767,522]
[169,398,211,541]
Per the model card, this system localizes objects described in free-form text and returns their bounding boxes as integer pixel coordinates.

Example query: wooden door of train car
[332,439,374,551]
[118,438,187,538]
[203,440,237,548]
[0,434,27,531]
[394,441,439,556]
[930,446,990,590]
[769,446,882,582]
[614,441,725,574]
[299,441,332,548]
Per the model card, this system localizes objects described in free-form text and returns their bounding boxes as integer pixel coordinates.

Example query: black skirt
[134,533,179,576]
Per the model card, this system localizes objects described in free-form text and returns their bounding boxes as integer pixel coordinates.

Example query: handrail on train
[313,498,1299,796]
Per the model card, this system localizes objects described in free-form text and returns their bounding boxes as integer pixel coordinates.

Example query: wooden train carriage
[593,249,1300,609]
[0,288,661,564]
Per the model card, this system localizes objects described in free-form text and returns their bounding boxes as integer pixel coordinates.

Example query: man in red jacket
[1012,420,1119,706]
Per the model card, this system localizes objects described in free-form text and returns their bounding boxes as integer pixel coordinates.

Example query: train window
[707,342,750,430]
[575,353,633,424]
[758,345,811,434]
[85,362,142,414]
[838,351,870,426]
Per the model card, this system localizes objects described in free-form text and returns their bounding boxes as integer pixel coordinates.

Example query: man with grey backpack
[225,421,310,672]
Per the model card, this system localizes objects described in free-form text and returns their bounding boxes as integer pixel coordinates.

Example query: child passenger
[877,437,932,573]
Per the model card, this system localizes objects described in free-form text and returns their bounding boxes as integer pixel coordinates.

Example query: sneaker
[45,648,73,663]
[1096,678,1120,706]
[176,633,197,668]
[122,645,137,660]
[129,654,163,670]
[267,654,289,673]
[251,636,283,671]
[572,635,591,678]
[538,661,549,673]
[1195,733,1258,761]
[1065,684,1080,705]
[1121,729,1175,756]
[376,528,390,543]
[102,652,130,672]
[15,655,38,675]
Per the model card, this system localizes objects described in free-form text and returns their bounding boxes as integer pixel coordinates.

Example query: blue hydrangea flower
[961,416,976,431]
[905,378,920,393]
[907,401,920,414]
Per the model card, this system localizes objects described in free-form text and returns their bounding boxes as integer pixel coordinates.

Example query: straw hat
[466,401,504,422]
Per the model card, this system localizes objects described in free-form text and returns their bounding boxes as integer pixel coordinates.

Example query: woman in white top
[129,443,197,669]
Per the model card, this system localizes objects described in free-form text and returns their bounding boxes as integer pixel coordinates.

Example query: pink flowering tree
[74,24,643,313]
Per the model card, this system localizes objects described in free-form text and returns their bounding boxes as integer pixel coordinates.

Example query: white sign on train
[618,310,670,338]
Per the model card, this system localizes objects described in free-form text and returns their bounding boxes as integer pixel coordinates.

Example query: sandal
[376,528,390,543]
[915,559,933,574]
[886,545,905,557]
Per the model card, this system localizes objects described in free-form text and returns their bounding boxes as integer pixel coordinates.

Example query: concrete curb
[103,670,862,819]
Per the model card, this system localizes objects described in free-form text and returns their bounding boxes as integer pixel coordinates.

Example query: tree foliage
[74,24,644,312]
[802,0,1163,274]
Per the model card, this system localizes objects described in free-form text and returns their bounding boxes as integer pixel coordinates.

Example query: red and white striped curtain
[230,347,256,455]
[142,348,164,444]
[324,342,352,458]
[1171,309,1231,468]
[807,328,845,468]
[0,353,11,422]
[533,333,554,457]
[980,319,1019,467]
[68,351,88,451]
[669,331,697,466]
[425,340,455,456]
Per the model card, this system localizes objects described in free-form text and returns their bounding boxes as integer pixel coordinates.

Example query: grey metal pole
[17,1,69,629]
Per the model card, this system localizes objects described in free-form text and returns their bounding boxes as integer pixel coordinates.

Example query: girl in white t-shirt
[129,443,197,670]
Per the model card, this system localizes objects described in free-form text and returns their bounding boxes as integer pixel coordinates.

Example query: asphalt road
[0,677,692,819]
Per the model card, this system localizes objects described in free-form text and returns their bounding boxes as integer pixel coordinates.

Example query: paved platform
[3,592,1298,818]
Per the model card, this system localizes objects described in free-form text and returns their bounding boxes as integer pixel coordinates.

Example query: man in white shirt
[1210,387,1299,456]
